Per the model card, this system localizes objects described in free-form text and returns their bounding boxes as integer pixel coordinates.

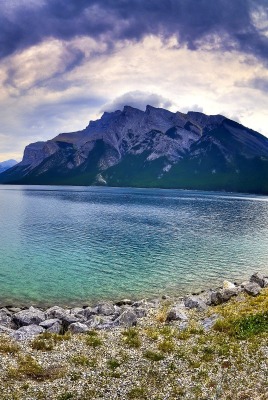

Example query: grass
[31,338,54,351]
[7,355,64,381]
[107,358,121,371]
[143,350,164,362]
[212,289,268,339]
[122,328,141,348]
[0,337,20,354]
[128,386,148,399]
[158,339,175,353]
[0,287,267,399]
[69,355,90,367]
[85,333,103,347]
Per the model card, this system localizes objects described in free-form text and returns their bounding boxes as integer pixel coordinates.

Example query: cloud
[239,76,268,92]
[0,0,268,65]
[180,104,204,113]
[102,91,173,112]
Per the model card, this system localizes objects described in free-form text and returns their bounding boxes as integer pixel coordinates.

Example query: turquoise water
[0,185,267,307]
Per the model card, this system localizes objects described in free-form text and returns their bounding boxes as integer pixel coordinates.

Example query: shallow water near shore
[0,185,267,307]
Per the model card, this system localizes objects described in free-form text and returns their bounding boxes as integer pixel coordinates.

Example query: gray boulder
[83,306,98,319]
[184,296,207,311]
[11,324,45,341]
[7,307,21,313]
[243,282,261,296]
[68,322,89,334]
[166,307,188,322]
[0,325,14,334]
[0,309,12,328]
[97,302,115,316]
[39,318,61,329]
[115,309,137,327]
[45,306,69,319]
[70,307,85,317]
[47,322,62,334]
[134,307,147,318]
[13,307,45,327]
[210,288,239,305]
[200,314,219,331]
[45,306,79,328]
[250,272,268,288]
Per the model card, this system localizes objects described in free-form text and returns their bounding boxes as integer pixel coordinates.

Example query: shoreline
[0,271,267,341]
[0,271,267,399]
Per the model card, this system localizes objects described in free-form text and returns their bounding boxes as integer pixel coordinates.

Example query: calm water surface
[0,185,267,306]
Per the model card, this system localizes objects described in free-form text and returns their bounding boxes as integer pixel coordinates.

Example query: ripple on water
[0,185,267,306]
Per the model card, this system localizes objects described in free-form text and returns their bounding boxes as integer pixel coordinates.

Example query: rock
[85,315,102,329]
[60,314,80,330]
[45,306,79,329]
[85,315,115,329]
[70,307,85,317]
[47,322,62,334]
[178,321,189,330]
[166,307,188,322]
[0,325,14,334]
[0,307,12,316]
[68,322,89,334]
[250,272,268,288]
[115,299,133,306]
[114,310,137,327]
[0,309,12,327]
[45,306,69,320]
[223,280,236,289]
[39,319,60,329]
[97,302,115,316]
[210,288,239,305]
[184,296,207,311]
[13,307,46,327]
[200,314,219,331]
[11,325,45,341]
[243,282,261,296]
[83,306,98,319]
[132,300,146,308]
[7,307,21,313]
[134,307,147,318]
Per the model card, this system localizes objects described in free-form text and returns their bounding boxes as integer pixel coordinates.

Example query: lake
[0,185,267,307]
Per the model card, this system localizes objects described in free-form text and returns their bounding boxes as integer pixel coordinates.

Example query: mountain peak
[1,105,268,194]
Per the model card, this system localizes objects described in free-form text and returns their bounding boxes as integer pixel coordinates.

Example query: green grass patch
[143,350,164,362]
[122,328,141,348]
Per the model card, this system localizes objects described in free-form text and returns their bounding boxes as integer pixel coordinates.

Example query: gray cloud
[0,0,268,66]
[180,104,204,113]
[246,77,268,92]
[102,91,173,112]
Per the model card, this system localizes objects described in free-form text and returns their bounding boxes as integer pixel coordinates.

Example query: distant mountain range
[1,105,268,194]
[0,159,17,174]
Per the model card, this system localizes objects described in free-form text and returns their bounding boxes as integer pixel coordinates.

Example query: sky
[0,0,268,162]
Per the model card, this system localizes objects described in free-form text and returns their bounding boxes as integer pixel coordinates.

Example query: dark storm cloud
[1,0,268,64]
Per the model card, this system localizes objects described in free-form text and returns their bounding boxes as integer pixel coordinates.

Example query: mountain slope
[0,159,17,174]
[1,106,268,194]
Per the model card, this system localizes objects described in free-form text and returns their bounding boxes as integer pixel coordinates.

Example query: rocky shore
[0,272,267,400]
[0,272,267,341]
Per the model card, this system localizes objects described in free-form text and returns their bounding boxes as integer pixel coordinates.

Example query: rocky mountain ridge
[1,105,268,194]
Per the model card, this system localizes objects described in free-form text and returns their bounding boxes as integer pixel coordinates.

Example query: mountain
[1,105,268,194]
[0,159,18,174]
